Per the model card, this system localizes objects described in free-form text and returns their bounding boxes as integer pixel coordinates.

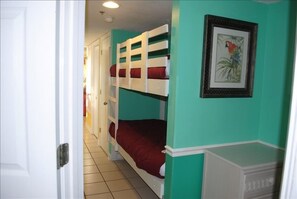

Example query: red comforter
[109,119,166,178]
[109,64,168,79]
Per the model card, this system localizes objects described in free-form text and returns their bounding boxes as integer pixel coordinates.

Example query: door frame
[280,20,297,198]
[57,0,85,198]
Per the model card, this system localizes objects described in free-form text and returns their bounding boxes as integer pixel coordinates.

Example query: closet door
[99,33,111,154]
[92,41,100,138]
[89,39,100,138]
[0,1,58,198]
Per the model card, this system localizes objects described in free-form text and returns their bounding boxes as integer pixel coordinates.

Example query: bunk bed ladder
[107,44,120,160]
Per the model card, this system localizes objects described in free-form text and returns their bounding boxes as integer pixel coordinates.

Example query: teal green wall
[111,30,161,119]
[167,0,268,149]
[165,1,296,199]
[164,154,204,199]
[118,89,161,120]
[258,1,297,147]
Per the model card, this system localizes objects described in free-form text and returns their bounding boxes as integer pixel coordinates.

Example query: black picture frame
[200,15,258,98]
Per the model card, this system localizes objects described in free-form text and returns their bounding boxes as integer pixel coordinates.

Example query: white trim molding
[57,1,85,198]
[165,140,284,157]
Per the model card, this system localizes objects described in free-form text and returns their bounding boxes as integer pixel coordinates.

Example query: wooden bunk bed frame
[108,24,169,199]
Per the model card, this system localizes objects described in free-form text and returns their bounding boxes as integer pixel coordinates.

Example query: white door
[0,1,58,198]
[91,41,100,138]
[99,34,111,154]
[1,1,85,198]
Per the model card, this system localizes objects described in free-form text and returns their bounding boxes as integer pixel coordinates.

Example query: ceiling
[84,0,172,46]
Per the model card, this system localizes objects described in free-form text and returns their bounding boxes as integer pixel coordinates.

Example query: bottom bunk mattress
[109,119,167,178]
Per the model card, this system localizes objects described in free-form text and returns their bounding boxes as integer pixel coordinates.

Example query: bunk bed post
[142,32,148,93]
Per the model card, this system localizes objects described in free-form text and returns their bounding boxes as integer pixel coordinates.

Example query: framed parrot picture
[200,15,258,98]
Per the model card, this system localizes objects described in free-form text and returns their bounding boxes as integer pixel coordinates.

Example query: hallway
[83,123,159,199]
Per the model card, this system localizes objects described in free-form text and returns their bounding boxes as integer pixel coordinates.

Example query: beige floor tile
[106,179,132,192]
[84,153,92,159]
[112,189,141,199]
[85,140,97,145]
[89,147,104,153]
[94,157,114,165]
[101,171,125,181]
[136,187,159,199]
[97,163,119,172]
[86,193,114,199]
[84,165,99,174]
[85,138,99,145]
[84,173,104,184]
[84,158,95,166]
[127,177,147,189]
[84,150,90,154]
[91,152,107,158]
[85,142,98,147]
[84,182,110,196]
[84,136,96,140]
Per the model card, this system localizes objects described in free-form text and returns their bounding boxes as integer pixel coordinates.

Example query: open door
[1,1,85,198]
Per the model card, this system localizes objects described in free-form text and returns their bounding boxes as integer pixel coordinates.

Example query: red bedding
[109,65,168,79]
[110,65,126,77]
[109,119,166,178]
[130,67,168,79]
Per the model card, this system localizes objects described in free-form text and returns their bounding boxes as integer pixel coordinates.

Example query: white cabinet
[202,143,284,199]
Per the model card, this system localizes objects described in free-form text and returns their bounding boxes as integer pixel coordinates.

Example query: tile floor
[83,123,159,199]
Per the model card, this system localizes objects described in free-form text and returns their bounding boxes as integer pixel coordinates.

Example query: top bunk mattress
[110,64,169,79]
[109,119,167,178]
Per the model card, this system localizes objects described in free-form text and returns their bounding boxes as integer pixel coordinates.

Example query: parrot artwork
[225,41,241,66]
[215,37,243,82]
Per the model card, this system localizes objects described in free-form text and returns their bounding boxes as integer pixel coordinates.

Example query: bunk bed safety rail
[130,31,148,92]
[117,41,131,89]
[115,24,170,96]
[148,24,168,38]
[148,40,168,52]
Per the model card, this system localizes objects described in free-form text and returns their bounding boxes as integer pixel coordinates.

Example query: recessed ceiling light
[102,1,119,9]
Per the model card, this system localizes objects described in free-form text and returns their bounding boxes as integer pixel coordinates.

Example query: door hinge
[99,128,101,133]
[57,143,69,169]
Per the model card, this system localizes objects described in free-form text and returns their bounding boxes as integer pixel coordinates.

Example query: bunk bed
[108,24,169,198]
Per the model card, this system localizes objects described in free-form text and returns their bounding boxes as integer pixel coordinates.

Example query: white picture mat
[210,27,249,88]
